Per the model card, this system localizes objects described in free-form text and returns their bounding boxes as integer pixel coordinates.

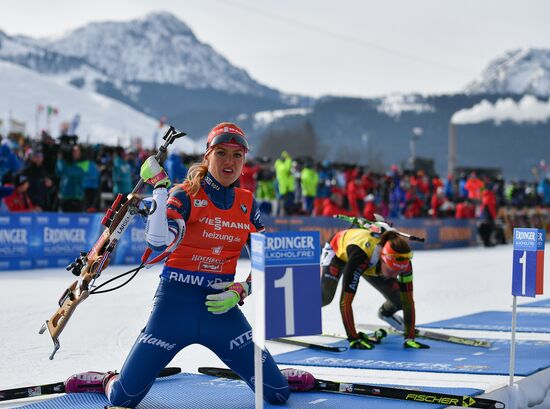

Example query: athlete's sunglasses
[207,133,249,151]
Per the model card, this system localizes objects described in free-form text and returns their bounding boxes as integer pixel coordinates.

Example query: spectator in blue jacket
[164,152,188,184]
[0,142,22,184]
[112,147,133,196]
[56,144,85,212]
[81,147,101,212]
[537,178,550,206]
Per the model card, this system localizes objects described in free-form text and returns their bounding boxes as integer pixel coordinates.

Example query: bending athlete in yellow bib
[321,227,429,350]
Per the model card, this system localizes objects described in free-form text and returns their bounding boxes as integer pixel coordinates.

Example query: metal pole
[509,295,517,386]
[254,343,264,409]
[253,252,266,409]
[409,138,416,168]
[361,133,369,166]
[411,127,422,170]
[448,123,456,176]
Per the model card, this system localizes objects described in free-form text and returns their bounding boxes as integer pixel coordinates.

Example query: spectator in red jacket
[239,159,260,193]
[480,187,497,221]
[414,170,430,200]
[3,174,38,211]
[478,186,498,247]
[322,187,354,217]
[346,175,365,216]
[361,170,377,195]
[430,187,446,218]
[455,198,476,219]
[464,172,484,202]
[404,185,424,218]
[362,193,378,220]
[431,174,443,195]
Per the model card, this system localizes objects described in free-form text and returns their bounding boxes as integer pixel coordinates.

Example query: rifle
[39,126,186,360]
[335,214,425,242]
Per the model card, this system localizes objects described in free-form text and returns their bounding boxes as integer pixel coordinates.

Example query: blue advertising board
[0,212,149,270]
[512,228,545,297]
[251,231,322,341]
[0,213,487,271]
[34,213,102,269]
[261,216,478,251]
[0,213,34,270]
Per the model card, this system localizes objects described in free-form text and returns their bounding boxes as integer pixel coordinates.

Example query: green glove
[403,338,430,349]
[140,157,171,188]
[349,335,375,350]
[205,282,249,314]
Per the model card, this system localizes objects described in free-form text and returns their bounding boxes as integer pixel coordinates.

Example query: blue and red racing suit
[107,173,289,408]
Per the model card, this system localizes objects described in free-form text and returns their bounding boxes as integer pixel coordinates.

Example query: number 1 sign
[251,231,322,344]
[510,227,545,387]
[512,228,545,297]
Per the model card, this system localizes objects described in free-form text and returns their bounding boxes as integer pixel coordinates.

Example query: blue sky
[2,0,549,98]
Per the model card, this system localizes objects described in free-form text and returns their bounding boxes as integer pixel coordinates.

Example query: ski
[197,367,505,409]
[271,337,347,352]
[0,367,181,402]
[39,126,186,360]
[357,324,492,348]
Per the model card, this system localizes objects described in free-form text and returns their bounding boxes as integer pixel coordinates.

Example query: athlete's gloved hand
[348,333,375,350]
[403,338,430,349]
[205,281,249,314]
[140,157,171,189]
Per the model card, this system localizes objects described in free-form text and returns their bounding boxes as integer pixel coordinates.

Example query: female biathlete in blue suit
[64,123,314,408]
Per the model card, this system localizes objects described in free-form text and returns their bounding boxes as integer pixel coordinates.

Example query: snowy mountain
[0,12,309,137]
[0,30,106,83]
[0,60,197,152]
[1,11,287,101]
[30,12,279,97]
[465,48,550,97]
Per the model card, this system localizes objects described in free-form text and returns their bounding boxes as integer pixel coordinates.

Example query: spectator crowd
[250,151,550,221]
[2,132,550,228]
[0,131,188,213]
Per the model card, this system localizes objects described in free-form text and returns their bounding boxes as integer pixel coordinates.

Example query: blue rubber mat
[274,334,550,376]
[422,310,550,333]
[519,298,550,308]
[16,372,482,409]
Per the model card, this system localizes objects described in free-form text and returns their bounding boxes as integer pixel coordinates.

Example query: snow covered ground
[0,243,549,408]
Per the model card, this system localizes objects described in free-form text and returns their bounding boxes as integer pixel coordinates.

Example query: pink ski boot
[281,368,316,391]
[64,371,117,394]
